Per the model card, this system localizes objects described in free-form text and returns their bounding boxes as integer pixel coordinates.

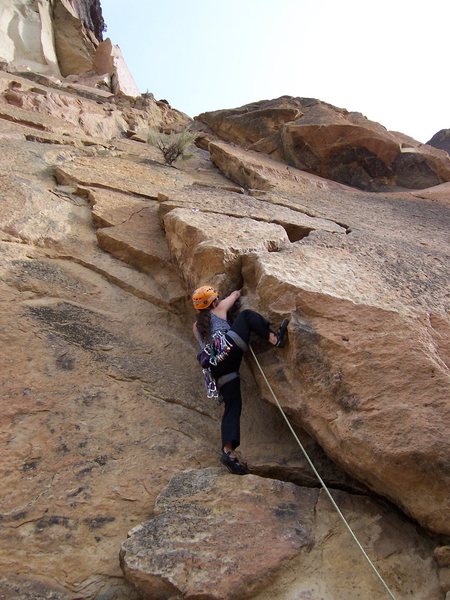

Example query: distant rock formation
[196,96,450,191]
[0,0,60,75]
[427,128,450,154]
[70,0,105,41]
[0,0,139,96]
[94,38,140,97]
[52,0,101,77]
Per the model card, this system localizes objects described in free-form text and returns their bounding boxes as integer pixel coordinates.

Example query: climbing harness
[217,371,239,388]
[249,345,398,600]
[227,330,249,352]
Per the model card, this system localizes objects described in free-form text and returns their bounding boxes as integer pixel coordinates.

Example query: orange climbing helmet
[192,286,218,310]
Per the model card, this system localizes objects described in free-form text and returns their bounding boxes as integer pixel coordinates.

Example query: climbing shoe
[220,451,249,476]
[274,319,289,347]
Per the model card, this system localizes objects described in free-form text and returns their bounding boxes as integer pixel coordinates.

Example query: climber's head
[192,286,219,310]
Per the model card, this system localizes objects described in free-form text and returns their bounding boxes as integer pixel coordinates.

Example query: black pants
[211,309,271,450]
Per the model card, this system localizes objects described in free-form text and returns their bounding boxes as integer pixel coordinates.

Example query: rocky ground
[0,66,449,600]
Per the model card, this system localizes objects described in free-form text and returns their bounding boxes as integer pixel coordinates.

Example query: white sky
[100,0,449,143]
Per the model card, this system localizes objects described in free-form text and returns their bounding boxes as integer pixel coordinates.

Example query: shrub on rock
[148,128,196,165]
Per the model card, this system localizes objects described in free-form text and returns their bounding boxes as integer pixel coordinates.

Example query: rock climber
[192,286,288,475]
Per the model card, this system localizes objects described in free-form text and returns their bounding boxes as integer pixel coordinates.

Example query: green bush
[148,128,196,166]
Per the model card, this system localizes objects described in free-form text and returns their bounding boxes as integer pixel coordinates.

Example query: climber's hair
[195,309,212,342]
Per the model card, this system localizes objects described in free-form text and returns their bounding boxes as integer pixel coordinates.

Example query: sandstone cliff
[0,0,138,95]
[196,97,450,191]
[0,4,449,600]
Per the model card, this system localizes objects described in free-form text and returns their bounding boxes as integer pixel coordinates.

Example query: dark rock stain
[27,302,117,351]
[22,461,38,472]
[84,516,115,529]
[76,466,94,477]
[35,515,76,532]
[11,511,28,521]
[56,354,75,370]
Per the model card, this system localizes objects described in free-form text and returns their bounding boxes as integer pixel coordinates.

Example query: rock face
[196,96,450,191]
[52,0,100,77]
[0,0,140,97]
[121,469,441,600]
[427,128,450,155]
[0,12,449,600]
[0,0,61,75]
[168,138,450,537]
[94,38,140,97]
[69,0,105,41]
[0,0,104,76]
[0,68,198,600]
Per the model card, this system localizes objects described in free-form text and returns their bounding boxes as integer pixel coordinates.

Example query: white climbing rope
[249,345,398,600]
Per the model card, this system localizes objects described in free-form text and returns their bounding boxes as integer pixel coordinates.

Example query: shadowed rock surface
[427,129,450,155]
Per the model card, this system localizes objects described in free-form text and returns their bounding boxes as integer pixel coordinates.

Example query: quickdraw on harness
[198,331,233,402]
[197,331,233,369]
[202,367,221,401]
[208,331,233,366]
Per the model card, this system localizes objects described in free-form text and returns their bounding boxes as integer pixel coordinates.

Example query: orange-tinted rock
[95,203,185,305]
[52,0,99,77]
[163,207,290,290]
[0,24,448,600]
[164,136,450,536]
[121,469,441,600]
[244,250,450,534]
[197,96,450,190]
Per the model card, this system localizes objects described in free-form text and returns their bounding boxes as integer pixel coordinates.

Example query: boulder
[163,207,290,290]
[159,185,345,241]
[197,96,450,190]
[243,246,450,535]
[427,128,450,154]
[120,468,441,600]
